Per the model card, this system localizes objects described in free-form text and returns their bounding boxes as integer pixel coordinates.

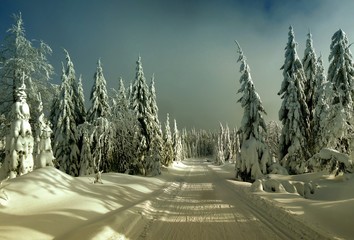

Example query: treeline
[232,26,354,182]
[0,13,215,179]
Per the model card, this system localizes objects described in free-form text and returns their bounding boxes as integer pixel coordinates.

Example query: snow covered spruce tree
[0,13,54,120]
[34,93,54,168]
[111,78,139,173]
[87,59,114,173]
[130,56,160,175]
[77,122,95,176]
[52,65,80,176]
[302,32,317,131]
[265,121,281,161]
[308,30,354,175]
[278,26,310,174]
[231,127,240,163]
[173,119,183,162]
[215,123,225,165]
[162,113,174,166]
[312,55,328,153]
[234,41,271,182]
[323,29,354,153]
[146,74,163,175]
[63,49,86,125]
[224,124,233,160]
[0,75,34,179]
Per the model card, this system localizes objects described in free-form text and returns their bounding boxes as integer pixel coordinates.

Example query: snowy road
[59,158,328,240]
[105,158,327,240]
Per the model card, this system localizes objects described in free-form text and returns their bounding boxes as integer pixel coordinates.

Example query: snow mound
[252,175,316,198]
[308,148,352,175]
[171,161,188,170]
[0,166,165,240]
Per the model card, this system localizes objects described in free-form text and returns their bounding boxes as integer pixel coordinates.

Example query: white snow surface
[0,158,351,239]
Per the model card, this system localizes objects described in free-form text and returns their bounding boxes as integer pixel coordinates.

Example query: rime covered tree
[87,59,114,173]
[278,26,310,173]
[0,76,34,179]
[162,113,174,166]
[320,29,354,154]
[215,123,225,165]
[302,31,317,128]
[87,59,110,122]
[312,55,328,152]
[34,93,54,169]
[0,13,54,120]
[112,78,139,173]
[130,56,156,175]
[52,66,80,176]
[78,122,95,176]
[77,75,87,123]
[173,119,183,162]
[146,74,163,174]
[235,41,271,181]
[63,49,85,124]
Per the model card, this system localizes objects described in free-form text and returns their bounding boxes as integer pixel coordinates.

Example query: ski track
[131,159,329,239]
[66,158,330,240]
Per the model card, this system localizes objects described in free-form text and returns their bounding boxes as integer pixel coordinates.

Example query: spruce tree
[302,31,317,127]
[52,65,80,176]
[278,26,310,172]
[321,29,354,154]
[87,59,110,122]
[148,74,163,167]
[112,78,139,173]
[312,55,328,153]
[130,56,155,174]
[78,122,95,176]
[77,75,86,123]
[215,123,225,165]
[34,93,54,169]
[0,75,34,179]
[63,49,85,124]
[234,41,270,181]
[173,119,183,162]
[87,59,113,173]
[162,113,174,166]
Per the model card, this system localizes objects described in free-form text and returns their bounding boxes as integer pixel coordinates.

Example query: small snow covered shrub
[235,136,270,182]
[308,148,352,175]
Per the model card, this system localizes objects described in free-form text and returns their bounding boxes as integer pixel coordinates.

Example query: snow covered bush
[308,148,352,176]
[252,177,316,198]
[236,136,271,181]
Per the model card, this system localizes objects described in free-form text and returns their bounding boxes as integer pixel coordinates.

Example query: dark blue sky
[0,0,352,130]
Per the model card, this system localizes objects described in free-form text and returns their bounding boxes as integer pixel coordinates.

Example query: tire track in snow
[137,159,286,239]
[206,162,330,240]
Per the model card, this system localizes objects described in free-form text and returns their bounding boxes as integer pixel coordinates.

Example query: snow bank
[251,172,354,239]
[0,166,165,240]
[251,174,316,198]
[308,148,352,175]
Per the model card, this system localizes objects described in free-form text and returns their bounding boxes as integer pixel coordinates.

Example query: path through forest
[64,158,328,240]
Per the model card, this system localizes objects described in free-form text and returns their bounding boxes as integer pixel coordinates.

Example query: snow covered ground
[0,158,351,239]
